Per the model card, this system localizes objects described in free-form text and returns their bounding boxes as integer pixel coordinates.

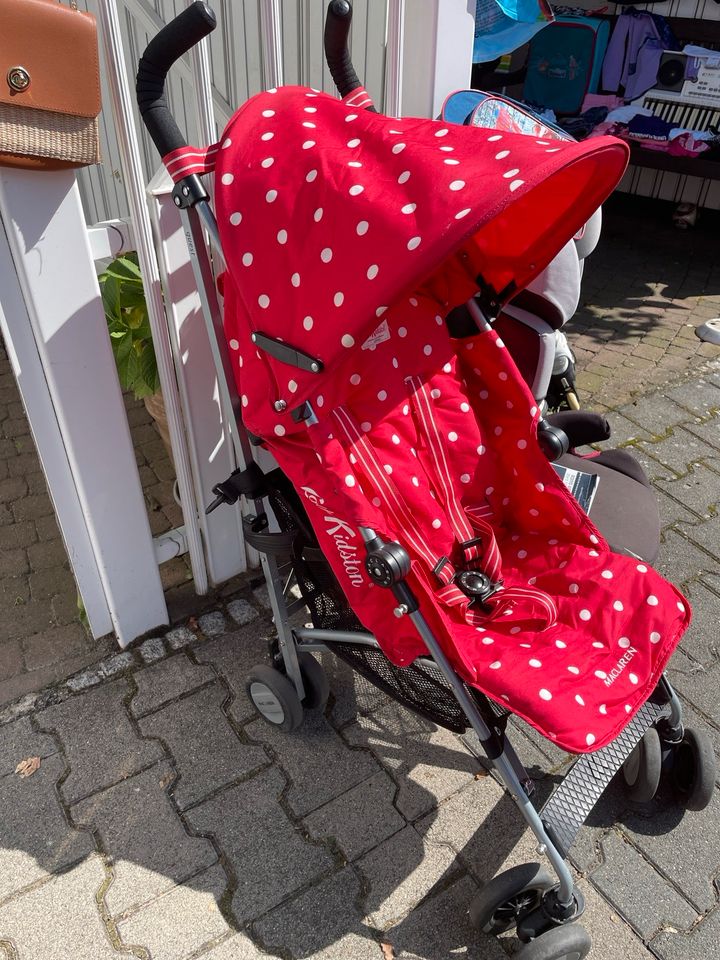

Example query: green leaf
[139,342,159,393]
[103,255,143,283]
[100,273,122,323]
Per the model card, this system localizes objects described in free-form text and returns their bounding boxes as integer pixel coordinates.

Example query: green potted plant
[98,253,172,459]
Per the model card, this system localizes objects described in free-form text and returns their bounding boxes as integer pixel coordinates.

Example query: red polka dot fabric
[214,87,688,753]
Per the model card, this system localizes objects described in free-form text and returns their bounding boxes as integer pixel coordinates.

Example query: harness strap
[161,143,220,182]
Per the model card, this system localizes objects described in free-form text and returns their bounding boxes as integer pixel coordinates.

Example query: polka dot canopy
[215,87,688,754]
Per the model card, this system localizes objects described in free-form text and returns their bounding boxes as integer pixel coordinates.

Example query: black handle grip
[136,1,217,158]
[324,1,362,99]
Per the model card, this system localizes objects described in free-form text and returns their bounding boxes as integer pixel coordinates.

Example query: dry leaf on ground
[380,942,395,960]
[15,756,41,778]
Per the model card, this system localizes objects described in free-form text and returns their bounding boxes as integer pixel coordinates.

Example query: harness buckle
[453,570,502,607]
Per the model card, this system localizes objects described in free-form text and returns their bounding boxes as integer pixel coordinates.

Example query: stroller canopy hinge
[476,278,517,319]
[251,332,324,375]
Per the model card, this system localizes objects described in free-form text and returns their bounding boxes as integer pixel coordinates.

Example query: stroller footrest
[540,699,666,858]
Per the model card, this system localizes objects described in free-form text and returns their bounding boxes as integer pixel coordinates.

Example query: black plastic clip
[204,462,268,514]
[453,570,502,607]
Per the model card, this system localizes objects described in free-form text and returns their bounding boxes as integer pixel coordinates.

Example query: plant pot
[143,391,174,464]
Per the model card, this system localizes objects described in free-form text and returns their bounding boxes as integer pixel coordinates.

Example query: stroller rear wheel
[670,727,716,812]
[296,651,330,711]
[469,862,555,934]
[622,728,662,803]
[514,922,591,960]
[246,664,304,732]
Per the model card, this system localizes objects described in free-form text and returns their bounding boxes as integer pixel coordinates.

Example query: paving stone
[40,680,165,805]
[386,875,502,960]
[137,635,166,664]
[652,905,720,960]
[682,413,720,452]
[606,413,653,448]
[64,665,104,693]
[71,760,217,916]
[357,825,459,930]
[0,639,22,682]
[165,625,196,649]
[195,626,278,725]
[198,611,228,637]
[130,654,215,718]
[343,701,477,821]
[0,714,58,776]
[21,622,88,672]
[253,868,378,960]
[117,862,230,960]
[186,766,333,922]
[654,529,720,590]
[304,769,406,861]
[245,711,377,817]
[620,786,720,913]
[675,580,720,667]
[590,831,698,939]
[0,753,95,901]
[0,856,117,959]
[621,395,695,435]
[226,597,259,626]
[98,651,136,679]
[664,378,720,418]
[197,933,268,959]
[0,546,28,577]
[138,684,266,810]
[320,650,390,729]
[636,428,720,477]
[667,656,720,725]
[657,461,720,521]
[576,879,656,960]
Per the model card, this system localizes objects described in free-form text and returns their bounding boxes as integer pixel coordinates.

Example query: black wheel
[246,664,303,732]
[670,727,716,812]
[297,652,330,711]
[515,923,591,960]
[622,727,662,803]
[469,863,555,935]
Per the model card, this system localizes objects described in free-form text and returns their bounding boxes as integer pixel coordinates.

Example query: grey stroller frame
[135,4,714,957]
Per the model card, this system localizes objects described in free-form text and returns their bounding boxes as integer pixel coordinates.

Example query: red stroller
[136,4,715,957]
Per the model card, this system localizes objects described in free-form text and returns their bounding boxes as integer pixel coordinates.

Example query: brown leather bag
[0,0,101,169]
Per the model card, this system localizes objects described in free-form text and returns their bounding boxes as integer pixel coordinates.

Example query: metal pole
[385,0,406,117]
[96,0,209,594]
[259,0,285,90]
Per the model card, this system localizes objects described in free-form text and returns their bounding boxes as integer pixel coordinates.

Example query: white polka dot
[495,150,510,160]
[432,519,441,529]
[636,564,647,573]
[221,173,234,185]
[266,189,277,203]
[599,704,607,716]
[477,445,485,455]
[407,237,422,250]
[518,550,527,559]
[567,666,580,675]
[618,637,631,649]
[398,170,411,184]
[576,695,585,706]
[601,570,613,579]
[589,535,599,544]
[503,168,520,179]
[401,203,417,214]
[302,140,316,150]
[486,487,494,496]
[459,473,471,484]
[509,180,525,193]
[344,475,355,487]
[258,294,270,308]
[569,584,579,594]
[383,464,392,475]
[361,421,371,432]
[347,138,361,148]
[539,689,552,701]
[313,207,324,223]
[288,380,298,393]
[402,404,409,415]
[398,327,408,338]
[262,109,275,117]
[449,180,466,191]
[650,631,661,644]
[435,128,449,137]
[589,550,599,558]
[291,272,301,288]
[392,143,406,154]
[677,601,685,612]
[242,253,253,267]
[529,659,542,668]
[303,121,317,129]
[448,432,458,442]
[595,671,607,680]
[306,169,318,182]
[625,704,632,714]
[482,636,494,645]
[277,229,288,245]
[490,661,502,670]
[579,609,591,621]
[341,334,355,348]
[629,673,638,685]
[261,157,274,168]
[423,344,432,356]
[444,159,460,165]
[356,220,369,236]
[455,208,471,220]
[555,640,567,649]
[613,601,623,612]
[334,292,345,307]
[304,106,317,113]
[321,247,333,263]
[647,595,659,606]
[372,497,381,507]
[367,264,379,280]
[349,185,364,196]
[586,734,596,747]
[222,137,232,148]
[350,373,361,385]
[391,434,400,445]
[229,212,242,226]
[439,146,454,152]
[518,439,527,450]
[274,424,285,436]
[303,316,313,331]
[488,134,502,141]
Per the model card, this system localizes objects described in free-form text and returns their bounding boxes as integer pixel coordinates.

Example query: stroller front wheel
[246,664,304,732]
[670,727,716,812]
[514,922,591,960]
[469,862,555,934]
[296,651,330,711]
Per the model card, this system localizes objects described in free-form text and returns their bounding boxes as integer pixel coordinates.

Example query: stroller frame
[136,2,702,953]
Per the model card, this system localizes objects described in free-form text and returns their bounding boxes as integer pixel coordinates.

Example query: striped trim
[342,87,375,110]
[162,143,220,182]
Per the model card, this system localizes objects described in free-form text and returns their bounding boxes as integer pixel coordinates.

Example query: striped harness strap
[161,143,221,182]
